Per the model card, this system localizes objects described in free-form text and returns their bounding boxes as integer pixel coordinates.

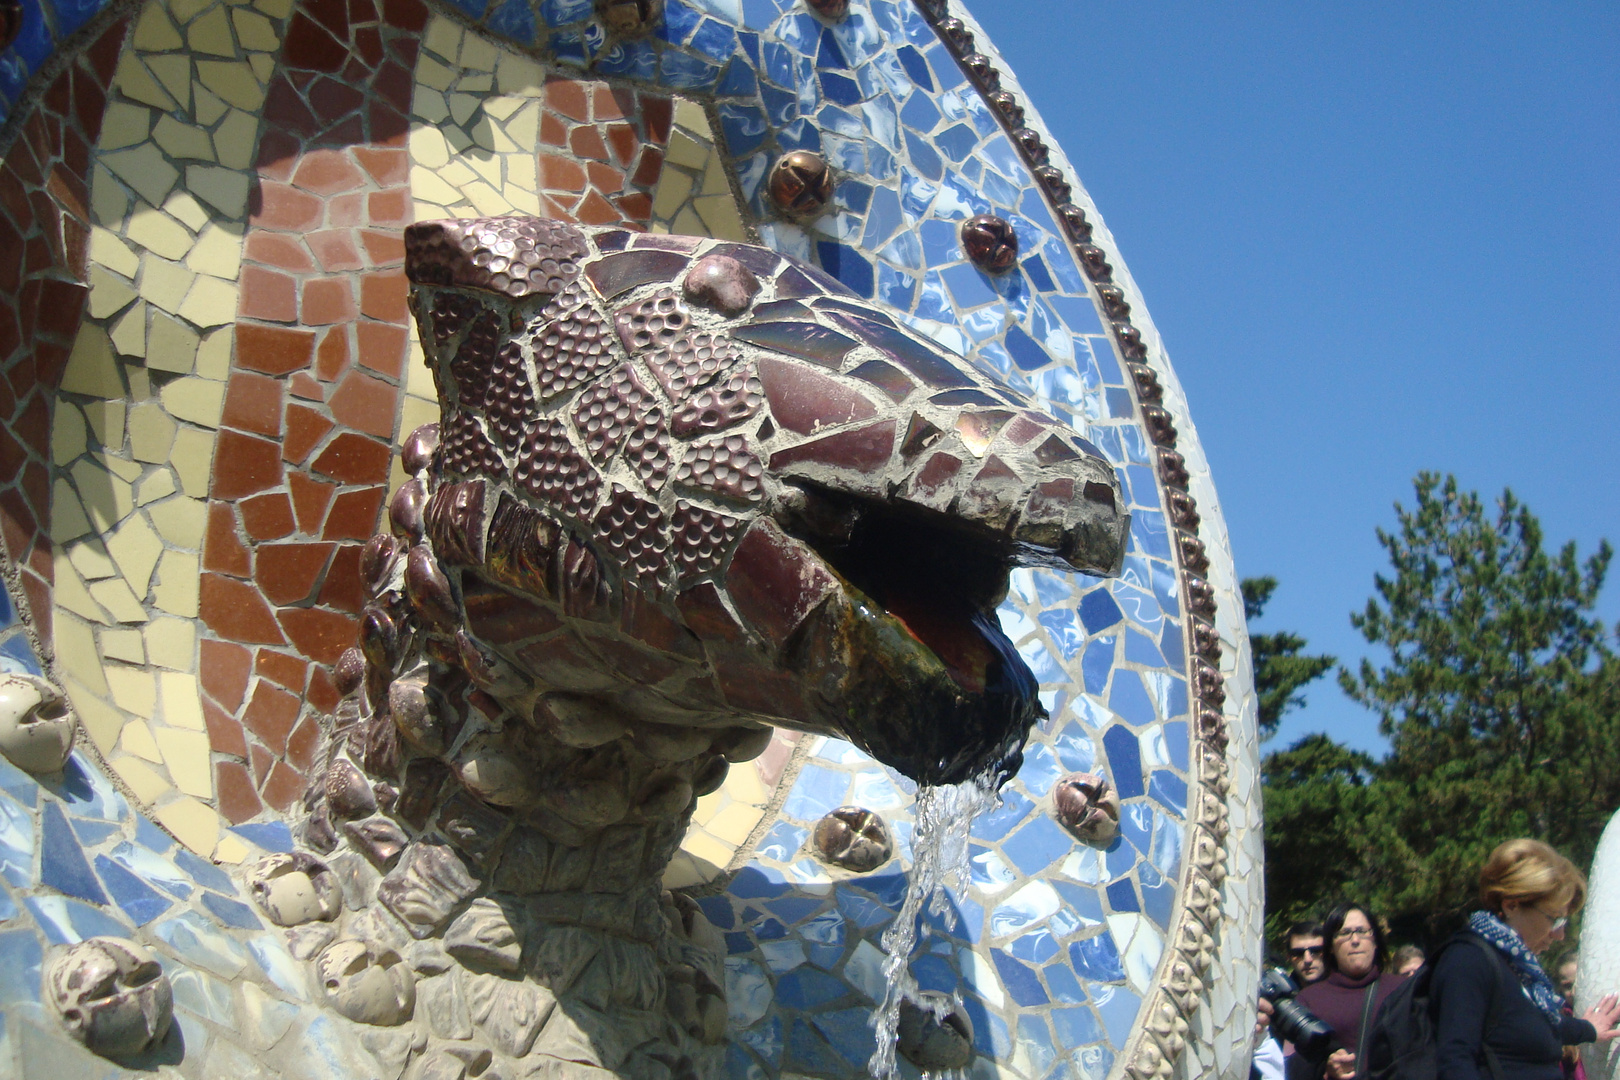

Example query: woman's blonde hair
[1478,838,1586,915]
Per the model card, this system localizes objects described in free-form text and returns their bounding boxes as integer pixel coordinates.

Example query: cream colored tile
[448,92,479,127]
[49,483,93,544]
[196,60,263,110]
[108,754,171,804]
[110,302,147,358]
[679,829,734,869]
[195,327,232,380]
[186,5,236,56]
[231,8,277,49]
[652,169,694,219]
[409,126,449,169]
[160,376,224,426]
[247,53,272,83]
[113,53,177,111]
[192,84,227,126]
[177,276,238,329]
[459,31,496,72]
[505,149,538,194]
[154,797,219,854]
[482,95,522,122]
[127,366,152,402]
[692,788,723,823]
[503,101,540,147]
[67,538,119,581]
[495,52,544,96]
[463,181,514,217]
[213,834,251,864]
[412,88,449,125]
[57,618,111,696]
[144,617,196,671]
[212,109,258,170]
[61,325,124,398]
[437,159,477,188]
[694,195,747,242]
[185,165,249,220]
[99,103,152,151]
[139,259,197,313]
[152,115,215,162]
[107,515,164,593]
[100,627,146,665]
[669,205,706,237]
[127,204,195,261]
[102,453,144,485]
[87,264,139,320]
[164,191,211,232]
[145,55,193,111]
[707,802,763,846]
[723,758,769,806]
[661,852,706,890]
[84,399,128,453]
[665,129,709,171]
[155,726,213,799]
[51,405,87,467]
[168,427,215,498]
[106,665,156,717]
[68,681,125,755]
[91,165,132,228]
[152,550,201,617]
[90,226,141,277]
[135,469,177,505]
[410,168,463,207]
[701,154,730,197]
[421,20,461,66]
[88,576,149,623]
[412,201,449,221]
[501,185,541,216]
[673,97,709,136]
[252,0,292,19]
[158,673,206,730]
[146,492,206,547]
[120,719,164,763]
[52,556,109,624]
[71,459,134,530]
[464,151,502,189]
[443,125,473,158]
[169,0,213,26]
[147,312,200,374]
[128,403,179,463]
[103,143,183,207]
[131,3,183,49]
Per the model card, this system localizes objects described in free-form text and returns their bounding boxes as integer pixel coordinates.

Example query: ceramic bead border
[905,3,1235,1077]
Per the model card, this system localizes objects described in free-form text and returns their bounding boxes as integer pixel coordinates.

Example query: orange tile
[307,229,364,272]
[291,149,366,196]
[302,276,356,325]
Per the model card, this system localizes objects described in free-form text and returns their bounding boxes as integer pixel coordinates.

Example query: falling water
[869,767,1003,1079]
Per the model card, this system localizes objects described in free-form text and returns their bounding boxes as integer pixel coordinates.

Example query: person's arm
[1431,947,1492,1080]
[1559,1016,1598,1045]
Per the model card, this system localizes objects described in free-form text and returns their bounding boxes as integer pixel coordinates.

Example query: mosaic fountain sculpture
[0,0,1263,1074]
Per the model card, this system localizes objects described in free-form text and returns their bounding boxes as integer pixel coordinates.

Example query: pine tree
[1243,576,1336,742]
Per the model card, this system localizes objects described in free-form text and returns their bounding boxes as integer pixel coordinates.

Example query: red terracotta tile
[315,326,350,380]
[367,102,409,149]
[235,322,316,377]
[36,278,87,341]
[307,229,363,272]
[356,321,406,377]
[322,486,385,541]
[641,95,672,143]
[238,266,299,323]
[538,153,586,193]
[255,648,308,692]
[301,277,356,325]
[290,372,324,400]
[278,606,359,665]
[315,115,365,151]
[256,541,335,606]
[212,430,285,500]
[328,368,396,438]
[200,638,253,711]
[358,269,405,322]
[203,503,252,577]
[260,761,306,813]
[381,0,427,33]
[545,77,589,122]
[540,110,567,148]
[216,761,263,824]
[312,432,390,484]
[292,149,366,196]
[631,145,664,188]
[249,743,272,786]
[357,229,404,267]
[604,123,638,168]
[307,664,340,712]
[569,125,609,162]
[201,573,288,644]
[576,190,620,226]
[283,403,334,465]
[222,371,284,437]
[202,696,249,757]
[285,715,319,772]
[539,192,576,220]
[615,191,652,223]
[245,232,314,272]
[593,86,625,121]
[308,78,365,126]
[353,146,407,186]
[366,188,409,226]
[353,25,384,68]
[282,12,348,74]
[254,129,301,182]
[239,492,296,541]
[243,680,300,753]
[288,471,338,533]
[251,181,324,231]
[328,191,365,227]
[304,0,351,38]
[318,543,364,613]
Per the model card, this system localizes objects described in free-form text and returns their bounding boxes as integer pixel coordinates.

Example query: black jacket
[1430,935,1596,1080]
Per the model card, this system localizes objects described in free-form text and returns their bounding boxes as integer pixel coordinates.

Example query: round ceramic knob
[1053,771,1122,845]
[812,806,893,872]
[595,0,662,36]
[45,937,173,1057]
[769,151,835,219]
[960,214,1019,274]
[897,992,975,1069]
[250,852,342,926]
[0,673,74,774]
[805,0,848,19]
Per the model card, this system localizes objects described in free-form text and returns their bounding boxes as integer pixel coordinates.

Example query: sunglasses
[1288,946,1324,958]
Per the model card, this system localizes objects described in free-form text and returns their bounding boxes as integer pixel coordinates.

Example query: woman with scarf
[1431,839,1620,1080]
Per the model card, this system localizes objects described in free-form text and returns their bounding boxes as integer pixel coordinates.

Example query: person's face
[1557,960,1578,1001]
[1503,897,1568,955]
[1396,955,1423,977]
[1289,934,1327,983]
[1332,911,1377,978]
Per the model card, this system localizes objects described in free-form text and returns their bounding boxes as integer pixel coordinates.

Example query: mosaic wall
[0,0,1261,1075]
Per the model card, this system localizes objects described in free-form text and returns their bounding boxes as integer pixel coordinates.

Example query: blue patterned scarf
[1467,909,1566,1026]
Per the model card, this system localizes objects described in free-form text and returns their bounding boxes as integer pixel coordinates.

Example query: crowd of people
[1251,839,1620,1080]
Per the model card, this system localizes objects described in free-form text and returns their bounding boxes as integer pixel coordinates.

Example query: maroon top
[1297,968,1407,1065]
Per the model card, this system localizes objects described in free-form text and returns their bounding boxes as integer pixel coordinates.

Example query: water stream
[870,767,1003,1079]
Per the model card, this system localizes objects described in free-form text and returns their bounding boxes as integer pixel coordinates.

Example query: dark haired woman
[1294,902,1404,1079]
[1430,839,1620,1080]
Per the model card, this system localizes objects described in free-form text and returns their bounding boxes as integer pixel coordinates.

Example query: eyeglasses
[1288,946,1324,958]
[1334,927,1375,942]
[1534,905,1569,933]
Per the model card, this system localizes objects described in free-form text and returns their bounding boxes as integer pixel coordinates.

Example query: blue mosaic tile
[175,848,237,895]
[93,854,171,925]
[24,894,127,944]
[108,841,192,899]
[734,1014,782,1067]
[50,754,126,821]
[39,801,106,905]
[784,1016,847,1074]
[1070,932,1125,983]
[1092,982,1142,1047]
[200,890,262,930]
[0,929,42,1004]
[0,793,33,889]
[1102,725,1145,799]
[0,755,36,807]
[989,947,1048,1006]
[999,814,1071,877]
[227,821,294,853]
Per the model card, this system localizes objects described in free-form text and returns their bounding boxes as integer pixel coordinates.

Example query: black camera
[1258,967,1333,1062]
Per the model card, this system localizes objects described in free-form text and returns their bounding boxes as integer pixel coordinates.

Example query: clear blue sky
[972,3,1620,755]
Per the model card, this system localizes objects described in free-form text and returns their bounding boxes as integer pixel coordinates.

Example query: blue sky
[972,3,1620,755]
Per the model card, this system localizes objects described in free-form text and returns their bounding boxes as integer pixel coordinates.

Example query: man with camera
[1288,921,1329,987]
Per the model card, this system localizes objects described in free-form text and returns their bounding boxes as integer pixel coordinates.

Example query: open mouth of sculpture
[781,484,1043,785]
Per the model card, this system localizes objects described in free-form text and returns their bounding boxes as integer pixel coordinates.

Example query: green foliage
[1243,576,1337,741]
[1260,472,1619,947]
